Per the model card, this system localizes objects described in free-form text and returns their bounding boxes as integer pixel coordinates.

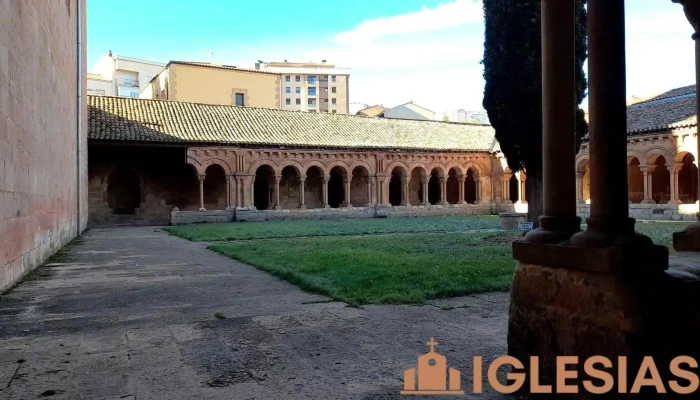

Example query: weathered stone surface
[498,212,526,230]
[0,227,512,399]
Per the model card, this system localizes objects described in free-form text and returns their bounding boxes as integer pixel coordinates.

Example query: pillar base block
[668,199,683,205]
[298,205,307,210]
[673,214,700,251]
[198,208,206,212]
[641,199,656,204]
[522,215,581,244]
[272,206,282,210]
[509,257,698,398]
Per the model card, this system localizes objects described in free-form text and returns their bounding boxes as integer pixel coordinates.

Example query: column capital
[646,165,657,173]
[439,177,446,183]
[575,170,586,179]
[673,162,685,173]
[421,178,429,184]
[198,174,206,182]
[297,175,307,182]
[322,175,330,183]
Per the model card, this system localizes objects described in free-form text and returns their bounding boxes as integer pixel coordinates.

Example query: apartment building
[90,52,165,98]
[141,62,280,109]
[255,61,350,114]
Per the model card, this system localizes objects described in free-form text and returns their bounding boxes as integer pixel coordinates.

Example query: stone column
[343,177,352,207]
[322,175,330,208]
[641,166,655,204]
[670,163,683,205]
[525,0,579,243]
[248,175,255,209]
[273,175,282,210]
[366,176,372,206]
[421,178,429,206]
[438,177,446,205]
[377,175,388,206]
[520,176,527,203]
[198,174,206,211]
[458,177,466,205]
[575,171,585,204]
[298,175,307,209]
[474,178,481,204]
[503,174,512,202]
[225,175,234,209]
[570,0,643,246]
[401,174,409,206]
[516,173,525,203]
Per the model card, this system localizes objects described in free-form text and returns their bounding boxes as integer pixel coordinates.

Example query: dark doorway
[254,165,275,210]
[328,167,345,208]
[107,166,141,214]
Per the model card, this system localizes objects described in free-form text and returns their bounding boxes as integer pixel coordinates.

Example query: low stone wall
[577,203,699,221]
[171,210,235,225]
[170,202,510,225]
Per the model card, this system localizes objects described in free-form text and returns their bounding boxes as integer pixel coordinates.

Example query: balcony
[116,78,139,87]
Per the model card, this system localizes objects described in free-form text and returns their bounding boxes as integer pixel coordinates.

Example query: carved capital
[197,174,206,182]
[674,163,685,173]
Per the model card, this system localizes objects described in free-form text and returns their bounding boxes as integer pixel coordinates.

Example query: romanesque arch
[203,164,227,210]
[428,167,443,205]
[627,157,643,203]
[279,166,302,209]
[328,165,347,208]
[389,166,406,206]
[305,165,324,209]
[200,158,233,176]
[248,159,278,176]
[446,167,462,204]
[254,164,275,210]
[408,166,426,205]
[648,153,670,204]
[350,166,370,206]
[465,168,478,204]
[677,152,698,204]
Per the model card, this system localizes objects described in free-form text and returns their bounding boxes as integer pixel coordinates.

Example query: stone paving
[0,227,512,400]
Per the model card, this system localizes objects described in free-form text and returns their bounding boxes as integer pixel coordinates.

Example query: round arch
[186,157,205,175]
[464,162,484,178]
[644,147,672,166]
[426,163,447,178]
[324,161,351,177]
[200,158,233,175]
[276,160,304,176]
[576,157,589,172]
[349,160,375,176]
[445,162,466,178]
[385,161,411,176]
[302,161,327,176]
[247,159,278,175]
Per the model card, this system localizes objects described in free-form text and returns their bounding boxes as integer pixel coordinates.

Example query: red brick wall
[0,0,87,292]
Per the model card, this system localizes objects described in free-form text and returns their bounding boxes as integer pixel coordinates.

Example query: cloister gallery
[86,86,698,226]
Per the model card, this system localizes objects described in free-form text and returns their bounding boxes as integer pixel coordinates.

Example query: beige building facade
[141,62,281,109]
[0,0,88,292]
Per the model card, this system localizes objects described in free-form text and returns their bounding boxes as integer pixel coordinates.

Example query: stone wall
[172,202,516,225]
[1,0,88,293]
[577,203,699,222]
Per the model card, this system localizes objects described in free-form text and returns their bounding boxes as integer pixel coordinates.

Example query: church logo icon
[401,337,464,395]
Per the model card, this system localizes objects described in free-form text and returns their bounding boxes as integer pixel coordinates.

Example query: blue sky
[87,0,696,115]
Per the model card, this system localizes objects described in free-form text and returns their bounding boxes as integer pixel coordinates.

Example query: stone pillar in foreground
[342,177,352,207]
[225,175,233,209]
[366,176,372,207]
[439,177,447,205]
[421,178,429,206]
[673,30,700,250]
[670,164,683,205]
[198,174,206,211]
[458,177,465,205]
[641,165,655,204]
[510,1,674,395]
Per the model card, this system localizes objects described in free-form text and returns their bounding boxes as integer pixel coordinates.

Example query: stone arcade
[87,96,524,226]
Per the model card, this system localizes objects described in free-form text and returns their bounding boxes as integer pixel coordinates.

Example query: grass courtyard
[165,217,691,305]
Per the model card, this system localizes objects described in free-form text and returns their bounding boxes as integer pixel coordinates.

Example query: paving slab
[0,227,511,399]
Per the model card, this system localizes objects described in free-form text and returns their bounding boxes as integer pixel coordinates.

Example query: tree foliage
[482,0,588,223]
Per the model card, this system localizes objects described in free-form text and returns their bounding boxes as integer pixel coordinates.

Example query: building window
[285,87,291,93]
[332,98,337,105]
[130,92,139,98]
[308,75,317,84]
[285,75,290,82]
[320,75,328,82]
[235,93,245,106]
[322,98,328,103]
[308,87,317,96]
[308,98,317,107]
[295,87,301,94]
[296,98,301,105]
[331,87,337,94]
[332,75,337,82]
[332,110,337,114]
[295,75,300,82]
[286,98,291,105]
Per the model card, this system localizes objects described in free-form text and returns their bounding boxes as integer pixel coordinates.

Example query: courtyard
[0,217,693,399]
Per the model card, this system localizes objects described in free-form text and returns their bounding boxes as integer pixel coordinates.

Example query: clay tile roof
[87,96,496,152]
[356,105,388,118]
[627,84,697,135]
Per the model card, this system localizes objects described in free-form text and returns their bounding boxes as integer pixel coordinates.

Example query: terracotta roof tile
[88,96,496,152]
[627,85,697,134]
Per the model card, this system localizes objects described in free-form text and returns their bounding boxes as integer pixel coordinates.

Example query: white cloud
[334,0,483,46]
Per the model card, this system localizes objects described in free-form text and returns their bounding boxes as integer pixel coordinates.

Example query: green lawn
[166,217,692,305]
[164,215,501,242]
[210,232,520,305]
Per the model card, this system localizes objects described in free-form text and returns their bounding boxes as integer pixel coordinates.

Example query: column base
[508,254,698,397]
[641,199,656,204]
[522,215,581,244]
[673,214,700,251]
[273,205,282,210]
[340,203,353,208]
[198,208,206,212]
[668,199,683,205]
[298,205,307,210]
